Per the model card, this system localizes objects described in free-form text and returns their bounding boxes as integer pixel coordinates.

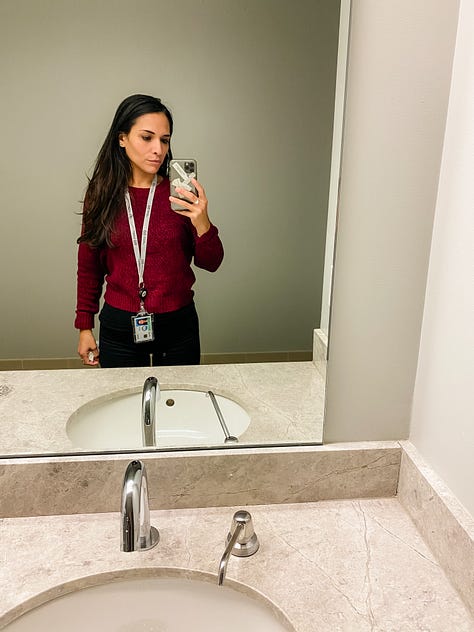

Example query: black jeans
[98,302,200,368]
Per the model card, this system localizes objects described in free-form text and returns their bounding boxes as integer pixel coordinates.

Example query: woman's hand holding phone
[170,177,211,237]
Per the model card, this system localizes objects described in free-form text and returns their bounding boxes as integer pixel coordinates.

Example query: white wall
[320,0,351,335]
[409,0,474,516]
[324,0,460,441]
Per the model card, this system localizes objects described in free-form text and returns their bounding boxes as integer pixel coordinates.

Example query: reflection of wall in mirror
[0,0,341,362]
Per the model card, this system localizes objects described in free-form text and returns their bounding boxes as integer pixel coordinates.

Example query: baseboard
[0,351,313,371]
[398,441,474,614]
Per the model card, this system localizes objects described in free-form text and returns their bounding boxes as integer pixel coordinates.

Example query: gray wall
[0,0,340,360]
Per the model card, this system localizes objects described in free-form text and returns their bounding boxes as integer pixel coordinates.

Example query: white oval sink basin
[4,576,293,631]
[66,388,251,449]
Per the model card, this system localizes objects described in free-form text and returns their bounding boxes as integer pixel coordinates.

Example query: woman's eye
[161,138,170,145]
[142,136,152,141]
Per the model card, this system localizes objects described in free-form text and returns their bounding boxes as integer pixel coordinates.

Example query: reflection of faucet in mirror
[218,510,260,586]
[120,459,159,552]
[142,377,159,447]
[207,390,239,444]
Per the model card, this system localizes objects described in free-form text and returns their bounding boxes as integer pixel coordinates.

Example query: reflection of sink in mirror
[66,389,251,449]
[4,576,293,631]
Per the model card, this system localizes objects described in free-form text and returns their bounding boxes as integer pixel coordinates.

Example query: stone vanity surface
[0,363,325,456]
[1,499,473,631]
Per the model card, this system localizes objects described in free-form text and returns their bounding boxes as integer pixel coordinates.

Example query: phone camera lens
[184,161,194,173]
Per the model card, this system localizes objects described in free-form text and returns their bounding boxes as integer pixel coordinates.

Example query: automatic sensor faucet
[142,376,159,447]
[120,459,159,552]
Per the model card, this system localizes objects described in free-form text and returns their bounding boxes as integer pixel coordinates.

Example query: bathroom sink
[66,388,251,449]
[4,575,293,631]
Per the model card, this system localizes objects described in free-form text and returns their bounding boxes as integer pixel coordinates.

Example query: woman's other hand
[78,329,99,366]
[170,178,211,236]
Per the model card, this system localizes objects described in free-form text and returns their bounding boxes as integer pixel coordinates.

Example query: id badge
[132,312,154,343]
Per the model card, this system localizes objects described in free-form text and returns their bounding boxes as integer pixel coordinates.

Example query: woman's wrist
[195,220,211,237]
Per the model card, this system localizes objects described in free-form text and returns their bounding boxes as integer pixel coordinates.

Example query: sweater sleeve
[74,241,106,330]
[193,223,224,272]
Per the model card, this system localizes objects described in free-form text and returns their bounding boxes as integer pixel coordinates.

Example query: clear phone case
[169,159,198,210]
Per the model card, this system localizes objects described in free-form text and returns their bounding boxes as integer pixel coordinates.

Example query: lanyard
[125,174,157,309]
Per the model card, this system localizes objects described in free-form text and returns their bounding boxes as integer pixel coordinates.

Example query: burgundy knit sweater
[75,178,224,330]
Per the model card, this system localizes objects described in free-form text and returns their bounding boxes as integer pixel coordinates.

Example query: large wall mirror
[0,0,350,457]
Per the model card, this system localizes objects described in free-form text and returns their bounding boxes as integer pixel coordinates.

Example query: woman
[75,94,224,368]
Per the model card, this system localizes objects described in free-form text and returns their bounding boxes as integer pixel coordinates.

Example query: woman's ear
[118,133,126,148]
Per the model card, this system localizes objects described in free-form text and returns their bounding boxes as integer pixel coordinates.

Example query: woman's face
[119,112,171,185]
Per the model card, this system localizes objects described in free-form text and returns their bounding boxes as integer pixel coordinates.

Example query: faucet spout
[218,510,260,586]
[120,460,159,552]
[218,521,244,585]
[142,377,159,447]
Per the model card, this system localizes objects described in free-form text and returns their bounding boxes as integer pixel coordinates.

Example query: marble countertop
[0,362,325,456]
[1,499,473,631]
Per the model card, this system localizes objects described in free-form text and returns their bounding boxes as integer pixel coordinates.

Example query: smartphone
[169,159,198,210]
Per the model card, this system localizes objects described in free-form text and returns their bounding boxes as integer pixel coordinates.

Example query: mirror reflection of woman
[75,94,224,368]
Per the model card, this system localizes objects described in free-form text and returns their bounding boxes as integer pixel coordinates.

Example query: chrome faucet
[120,459,159,552]
[142,377,159,447]
[218,510,259,585]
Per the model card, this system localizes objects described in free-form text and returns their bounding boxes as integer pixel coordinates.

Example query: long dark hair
[78,94,173,247]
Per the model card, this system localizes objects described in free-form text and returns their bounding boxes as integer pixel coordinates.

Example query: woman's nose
[152,140,162,155]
